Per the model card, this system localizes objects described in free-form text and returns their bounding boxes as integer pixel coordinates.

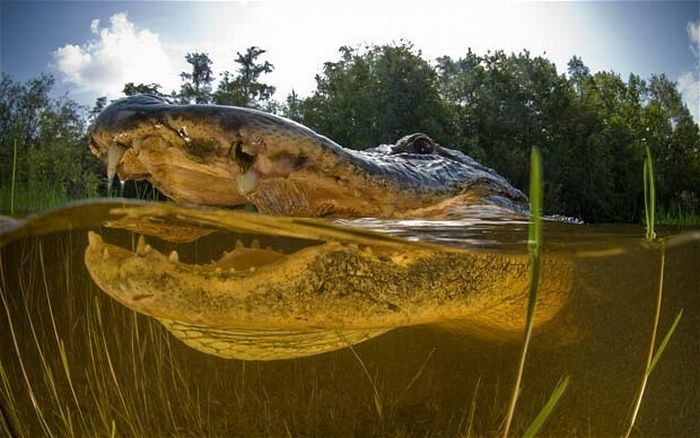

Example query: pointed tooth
[168,250,179,263]
[102,248,110,260]
[144,244,152,253]
[237,169,259,196]
[136,235,147,254]
[363,246,374,256]
[381,203,395,216]
[249,267,256,273]
[215,267,222,274]
[106,142,126,188]
[250,239,261,249]
[229,268,236,273]
[132,138,142,155]
[87,231,101,246]
[235,240,244,250]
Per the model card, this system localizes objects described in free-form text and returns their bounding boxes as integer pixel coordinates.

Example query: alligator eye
[409,138,435,154]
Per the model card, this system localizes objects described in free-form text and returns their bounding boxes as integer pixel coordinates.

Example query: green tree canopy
[179,52,214,104]
[213,46,276,109]
[299,43,448,149]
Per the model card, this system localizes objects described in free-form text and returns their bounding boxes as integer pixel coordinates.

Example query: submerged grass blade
[502,146,543,438]
[648,309,683,374]
[624,243,683,437]
[338,331,384,422]
[523,375,570,438]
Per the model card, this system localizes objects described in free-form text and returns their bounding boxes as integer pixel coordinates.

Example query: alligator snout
[89,95,528,217]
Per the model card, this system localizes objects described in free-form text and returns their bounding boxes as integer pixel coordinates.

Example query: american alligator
[89,94,528,218]
[84,96,571,361]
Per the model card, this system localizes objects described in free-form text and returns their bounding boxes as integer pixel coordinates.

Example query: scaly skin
[84,216,572,360]
[84,99,565,360]
[89,95,528,218]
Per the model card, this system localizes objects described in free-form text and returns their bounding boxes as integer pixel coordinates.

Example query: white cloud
[679,21,700,123]
[678,71,699,122]
[53,12,180,98]
[688,21,700,46]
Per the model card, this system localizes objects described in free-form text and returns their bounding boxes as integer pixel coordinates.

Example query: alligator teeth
[250,239,261,249]
[88,231,101,246]
[215,267,222,274]
[237,169,258,196]
[106,143,126,188]
[168,250,179,263]
[136,235,147,254]
[132,138,142,155]
[102,248,110,260]
[235,240,244,250]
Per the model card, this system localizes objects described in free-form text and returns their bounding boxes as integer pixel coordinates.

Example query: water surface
[0,200,698,436]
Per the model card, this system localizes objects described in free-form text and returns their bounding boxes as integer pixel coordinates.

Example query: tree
[567,55,590,96]
[179,52,214,104]
[281,90,303,122]
[123,82,165,97]
[0,74,101,209]
[89,96,108,122]
[213,46,276,109]
[301,43,448,149]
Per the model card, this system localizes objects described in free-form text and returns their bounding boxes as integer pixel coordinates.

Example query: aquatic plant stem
[643,144,656,241]
[10,139,18,215]
[523,375,570,438]
[502,146,543,438]
[623,242,683,438]
[623,242,664,438]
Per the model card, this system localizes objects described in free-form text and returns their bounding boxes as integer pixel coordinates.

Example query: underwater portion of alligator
[83,95,571,361]
[88,94,528,218]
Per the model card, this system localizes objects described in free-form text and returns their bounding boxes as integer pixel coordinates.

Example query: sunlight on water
[0,200,698,436]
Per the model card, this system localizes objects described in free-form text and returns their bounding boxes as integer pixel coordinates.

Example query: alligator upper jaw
[87,96,475,217]
[89,96,381,213]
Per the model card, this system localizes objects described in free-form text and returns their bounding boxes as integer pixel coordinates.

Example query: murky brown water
[0,200,698,436]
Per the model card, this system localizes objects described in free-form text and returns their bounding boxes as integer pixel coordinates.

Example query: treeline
[1,43,699,222]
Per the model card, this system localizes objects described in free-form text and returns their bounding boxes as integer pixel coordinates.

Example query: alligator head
[89,94,528,218]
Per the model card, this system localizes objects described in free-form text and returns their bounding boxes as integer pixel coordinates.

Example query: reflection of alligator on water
[82,95,574,361]
[83,204,572,360]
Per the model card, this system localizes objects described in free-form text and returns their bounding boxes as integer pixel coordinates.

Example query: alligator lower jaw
[85,230,315,322]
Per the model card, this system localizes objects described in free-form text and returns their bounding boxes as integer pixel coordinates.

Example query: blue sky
[2,1,699,120]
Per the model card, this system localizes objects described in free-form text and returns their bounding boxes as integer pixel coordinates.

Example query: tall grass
[502,147,569,437]
[623,145,684,437]
[10,140,18,215]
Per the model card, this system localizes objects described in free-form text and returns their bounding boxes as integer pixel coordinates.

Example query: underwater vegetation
[0,147,698,436]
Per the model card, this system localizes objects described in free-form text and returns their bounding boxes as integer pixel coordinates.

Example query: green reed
[10,140,18,215]
[502,147,569,437]
[623,144,684,437]
[643,144,656,241]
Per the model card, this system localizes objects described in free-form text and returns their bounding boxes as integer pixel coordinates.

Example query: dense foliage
[0,73,101,210]
[1,43,698,222]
